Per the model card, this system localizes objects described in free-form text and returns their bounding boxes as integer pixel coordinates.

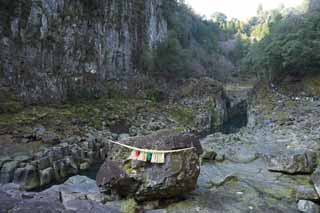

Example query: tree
[211,12,227,28]
[257,4,264,16]
[242,12,320,79]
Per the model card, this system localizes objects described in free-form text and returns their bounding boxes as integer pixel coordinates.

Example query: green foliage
[168,105,194,126]
[153,33,192,79]
[211,12,227,28]
[242,12,320,78]
[120,198,138,213]
[145,0,221,80]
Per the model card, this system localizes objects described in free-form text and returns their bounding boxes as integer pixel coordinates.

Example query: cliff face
[0,0,167,103]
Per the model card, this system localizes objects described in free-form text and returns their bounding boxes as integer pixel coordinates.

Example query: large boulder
[96,130,202,201]
[264,150,317,174]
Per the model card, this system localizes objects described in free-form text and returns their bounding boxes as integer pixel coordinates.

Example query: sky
[185,0,303,20]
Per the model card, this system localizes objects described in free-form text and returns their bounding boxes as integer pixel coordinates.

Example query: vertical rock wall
[0,0,167,103]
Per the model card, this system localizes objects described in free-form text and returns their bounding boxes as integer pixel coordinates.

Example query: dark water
[221,100,248,134]
[109,119,130,134]
[80,163,103,180]
[221,111,248,134]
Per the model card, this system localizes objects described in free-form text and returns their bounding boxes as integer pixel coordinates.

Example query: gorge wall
[0,0,167,104]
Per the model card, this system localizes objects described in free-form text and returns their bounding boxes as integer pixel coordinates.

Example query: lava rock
[52,157,78,181]
[201,149,217,161]
[0,161,19,183]
[40,167,55,187]
[311,167,320,197]
[298,200,320,213]
[296,185,320,201]
[96,129,201,201]
[41,131,60,145]
[13,164,40,190]
[264,150,317,174]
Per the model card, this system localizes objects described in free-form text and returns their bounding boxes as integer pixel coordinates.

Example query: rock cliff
[0,0,167,103]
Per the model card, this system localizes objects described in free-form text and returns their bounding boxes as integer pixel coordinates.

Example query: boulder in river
[264,150,317,174]
[96,129,202,201]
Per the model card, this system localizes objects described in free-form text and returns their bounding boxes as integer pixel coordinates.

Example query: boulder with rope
[96,129,202,201]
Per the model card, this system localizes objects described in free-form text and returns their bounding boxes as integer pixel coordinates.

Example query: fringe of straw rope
[107,140,195,153]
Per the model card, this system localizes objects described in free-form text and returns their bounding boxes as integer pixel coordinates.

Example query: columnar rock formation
[0,0,167,103]
[0,135,110,190]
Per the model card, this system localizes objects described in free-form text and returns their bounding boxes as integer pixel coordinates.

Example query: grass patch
[168,106,194,127]
[120,198,138,213]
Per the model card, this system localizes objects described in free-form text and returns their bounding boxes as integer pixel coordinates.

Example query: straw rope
[107,140,195,153]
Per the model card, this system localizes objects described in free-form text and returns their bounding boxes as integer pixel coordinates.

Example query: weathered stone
[147,121,166,131]
[41,131,60,145]
[97,130,201,201]
[58,175,100,194]
[13,198,65,213]
[53,157,78,181]
[13,164,40,190]
[80,162,90,171]
[87,151,98,162]
[86,193,105,203]
[0,156,12,169]
[215,152,225,162]
[118,133,130,141]
[64,200,119,213]
[99,147,107,161]
[174,78,229,133]
[0,161,18,183]
[311,167,320,197]
[71,145,83,164]
[201,149,217,161]
[296,185,320,201]
[13,155,32,163]
[0,191,20,212]
[59,143,71,155]
[38,156,50,170]
[298,200,320,213]
[61,191,86,204]
[264,150,317,174]
[40,167,55,187]
[48,147,64,163]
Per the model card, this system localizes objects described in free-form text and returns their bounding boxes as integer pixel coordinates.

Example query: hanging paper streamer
[151,153,165,164]
[147,152,152,162]
[111,140,194,165]
[129,151,137,160]
[128,151,165,163]
[137,151,147,161]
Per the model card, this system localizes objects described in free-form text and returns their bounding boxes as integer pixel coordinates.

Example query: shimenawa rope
[107,139,195,153]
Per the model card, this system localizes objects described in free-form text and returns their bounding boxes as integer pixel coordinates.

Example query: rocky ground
[1,81,320,212]
[165,84,320,212]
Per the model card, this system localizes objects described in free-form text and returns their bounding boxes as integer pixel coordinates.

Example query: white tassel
[128,151,138,160]
[137,151,147,162]
[151,153,165,163]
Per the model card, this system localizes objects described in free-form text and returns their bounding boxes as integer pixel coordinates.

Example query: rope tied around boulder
[107,139,195,164]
